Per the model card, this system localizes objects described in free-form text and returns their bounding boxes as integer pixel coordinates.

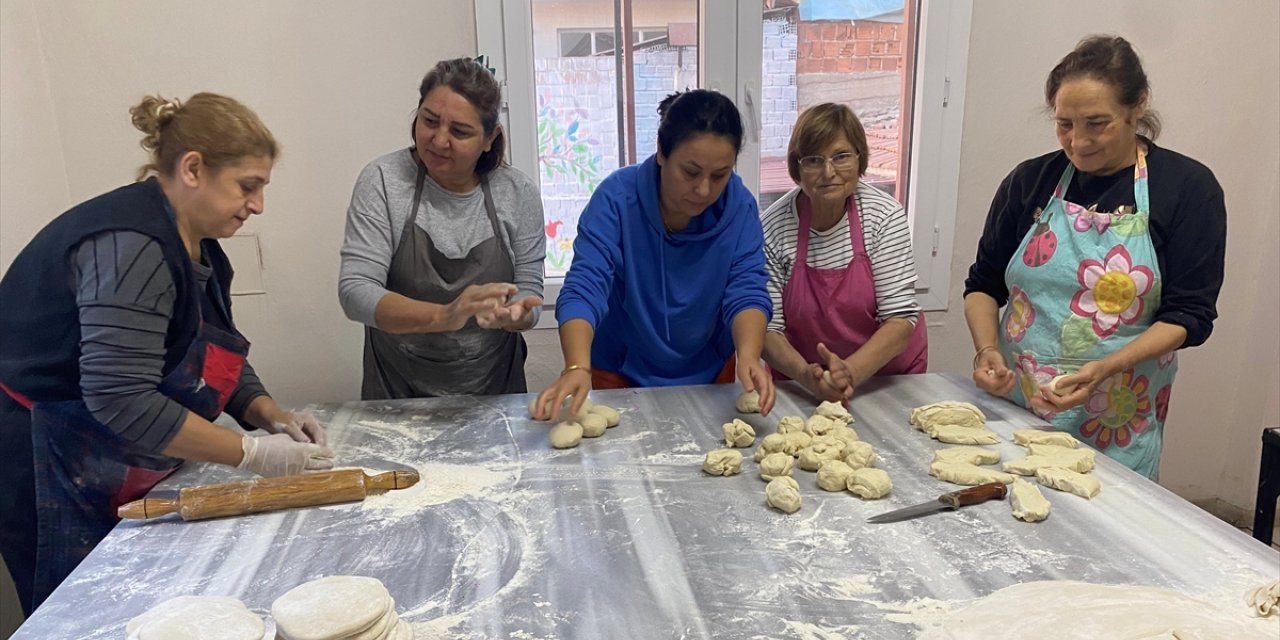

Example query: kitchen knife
[866,482,1008,524]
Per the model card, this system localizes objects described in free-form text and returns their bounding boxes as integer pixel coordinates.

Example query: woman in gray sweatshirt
[339,58,545,399]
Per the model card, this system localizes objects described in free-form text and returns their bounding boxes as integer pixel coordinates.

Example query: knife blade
[866,482,1008,523]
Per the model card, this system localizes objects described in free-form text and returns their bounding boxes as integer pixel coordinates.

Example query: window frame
[477,0,970,326]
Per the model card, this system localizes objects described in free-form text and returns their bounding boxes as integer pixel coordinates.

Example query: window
[558,28,669,57]
[477,0,970,322]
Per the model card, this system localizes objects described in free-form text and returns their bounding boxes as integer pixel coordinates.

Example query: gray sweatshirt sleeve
[72,231,189,452]
[498,167,547,325]
[224,361,267,427]
[338,161,396,328]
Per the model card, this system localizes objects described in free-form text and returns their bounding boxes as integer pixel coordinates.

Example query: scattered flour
[361,463,512,518]
[778,620,862,640]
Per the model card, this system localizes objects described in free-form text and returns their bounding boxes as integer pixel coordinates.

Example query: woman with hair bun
[0,92,333,615]
[537,89,777,419]
[964,35,1227,478]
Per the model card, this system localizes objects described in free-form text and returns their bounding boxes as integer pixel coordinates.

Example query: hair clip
[473,55,496,77]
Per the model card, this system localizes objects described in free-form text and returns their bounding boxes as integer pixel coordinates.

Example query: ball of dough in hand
[766,476,802,513]
[1049,374,1080,396]
[580,413,608,438]
[549,422,584,449]
[735,390,761,413]
[702,449,743,476]
[588,404,621,427]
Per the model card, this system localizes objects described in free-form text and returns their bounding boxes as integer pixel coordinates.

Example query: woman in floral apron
[964,35,1226,479]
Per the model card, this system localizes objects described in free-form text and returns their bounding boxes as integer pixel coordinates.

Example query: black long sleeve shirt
[963,139,1226,348]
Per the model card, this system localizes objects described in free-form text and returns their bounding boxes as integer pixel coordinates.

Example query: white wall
[1,0,478,405]
[927,0,1280,515]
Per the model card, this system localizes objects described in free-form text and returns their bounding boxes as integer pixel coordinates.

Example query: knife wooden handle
[939,482,1008,508]
[117,468,420,521]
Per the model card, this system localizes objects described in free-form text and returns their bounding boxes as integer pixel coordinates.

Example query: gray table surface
[15,373,1279,639]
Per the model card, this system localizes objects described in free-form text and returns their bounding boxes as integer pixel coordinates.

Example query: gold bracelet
[972,345,999,370]
[561,364,591,377]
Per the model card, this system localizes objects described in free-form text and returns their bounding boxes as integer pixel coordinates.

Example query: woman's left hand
[477,296,543,331]
[1031,360,1113,414]
[737,355,776,417]
[264,409,329,446]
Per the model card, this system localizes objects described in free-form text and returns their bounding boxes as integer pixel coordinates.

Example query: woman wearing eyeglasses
[760,103,928,403]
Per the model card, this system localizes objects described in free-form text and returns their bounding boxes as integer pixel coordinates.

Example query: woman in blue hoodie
[537,90,779,418]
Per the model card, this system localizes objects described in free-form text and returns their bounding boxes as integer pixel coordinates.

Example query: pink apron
[776,193,927,380]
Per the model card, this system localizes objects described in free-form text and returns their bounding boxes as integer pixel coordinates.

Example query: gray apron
[361,150,527,399]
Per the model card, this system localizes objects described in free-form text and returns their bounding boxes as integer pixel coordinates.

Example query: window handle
[742,79,760,143]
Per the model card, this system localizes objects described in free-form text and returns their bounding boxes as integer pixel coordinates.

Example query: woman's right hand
[535,368,592,422]
[237,433,335,477]
[442,283,517,332]
[972,348,1015,396]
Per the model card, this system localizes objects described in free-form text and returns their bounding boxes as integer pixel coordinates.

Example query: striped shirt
[72,230,265,452]
[761,183,921,333]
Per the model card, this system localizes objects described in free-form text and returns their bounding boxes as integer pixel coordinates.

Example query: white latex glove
[237,433,335,477]
[266,410,328,446]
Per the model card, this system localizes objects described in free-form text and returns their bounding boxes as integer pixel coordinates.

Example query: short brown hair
[129,93,279,181]
[786,103,869,183]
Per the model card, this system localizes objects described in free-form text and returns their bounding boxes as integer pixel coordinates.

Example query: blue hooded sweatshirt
[556,154,771,386]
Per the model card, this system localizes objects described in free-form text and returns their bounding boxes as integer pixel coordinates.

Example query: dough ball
[735,390,761,413]
[588,404,621,427]
[1049,374,1080,396]
[765,476,802,513]
[549,421,584,449]
[810,433,848,456]
[816,460,856,491]
[754,433,787,462]
[759,452,794,481]
[776,415,806,434]
[814,400,854,424]
[843,440,876,470]
[722,418,757,448]
[702,449,743,476]
[127,596,263,640]
[847,467,892,499]
[782,431,812,456]
[829,426,860,450]
[527,396,551,420]
[804,414,841,437]
[272,576,393,640]
[797,441,843,471]
[579,413,608,438]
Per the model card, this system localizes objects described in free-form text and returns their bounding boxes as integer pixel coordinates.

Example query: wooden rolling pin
[117,468,419,521]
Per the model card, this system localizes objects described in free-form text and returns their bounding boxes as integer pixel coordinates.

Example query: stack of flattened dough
[1010,428,1102,502]
[272,576,412,640]
[126,596,265,640]
[910,401,1000,445]
[531,395,624,449]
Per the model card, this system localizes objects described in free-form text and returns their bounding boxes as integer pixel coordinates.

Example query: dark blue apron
[1,317,248,609]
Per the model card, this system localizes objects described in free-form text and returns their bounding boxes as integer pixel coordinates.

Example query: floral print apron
[999,148,1175,479]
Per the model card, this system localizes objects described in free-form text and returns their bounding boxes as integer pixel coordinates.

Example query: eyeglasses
[798,152,858,173]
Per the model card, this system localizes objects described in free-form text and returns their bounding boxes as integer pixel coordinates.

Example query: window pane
[531,0,699,278]
[756,0,914,213]
[559,31,593,57]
